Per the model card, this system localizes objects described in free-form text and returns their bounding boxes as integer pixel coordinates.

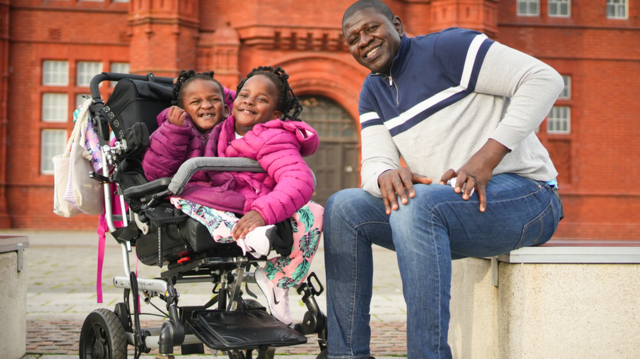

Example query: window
[111,62,130,74]
[300,97,357,139]
[548,0,570,16]
[607,0,627,18]
[77,61,102,87]
[110,62,130,86]
[43,61,69,86]
[548,106,571,134]
[517,0,539,16]
[559,75,571,99]
[41,130,67,174]
[76,94,90,109]
[42,94,69,122]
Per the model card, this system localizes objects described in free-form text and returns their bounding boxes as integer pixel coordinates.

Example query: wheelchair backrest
[103,78,173,141]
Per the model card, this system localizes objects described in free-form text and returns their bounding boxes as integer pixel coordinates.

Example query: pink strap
[96,214,107,303]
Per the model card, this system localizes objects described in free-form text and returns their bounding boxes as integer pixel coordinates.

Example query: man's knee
[389,184,452,224]
[326,188,370,216]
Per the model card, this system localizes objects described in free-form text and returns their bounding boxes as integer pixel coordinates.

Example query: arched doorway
[300,96,360,206]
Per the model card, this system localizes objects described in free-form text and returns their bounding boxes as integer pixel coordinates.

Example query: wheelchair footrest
[185,308,307,350]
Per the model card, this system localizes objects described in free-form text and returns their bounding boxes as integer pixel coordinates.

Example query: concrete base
[449,257,640,359]
[0,251,27,359]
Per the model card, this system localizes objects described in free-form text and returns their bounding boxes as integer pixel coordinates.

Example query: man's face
[343,8,404,74]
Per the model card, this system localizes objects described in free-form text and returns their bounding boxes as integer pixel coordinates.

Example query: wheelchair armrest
[123,177,172,199]
[169,157,265,196]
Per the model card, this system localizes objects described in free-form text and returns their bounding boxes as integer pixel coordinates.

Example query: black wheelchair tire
[79,308,127,359]
[316,348,328,359]
[227,350,246,359]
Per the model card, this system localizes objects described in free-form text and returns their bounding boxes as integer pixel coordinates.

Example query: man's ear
[393,15,404,37]
[271,110,283,120]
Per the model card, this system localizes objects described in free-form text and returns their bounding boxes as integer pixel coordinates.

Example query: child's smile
[182,79,228,132]
[233,75,283,136]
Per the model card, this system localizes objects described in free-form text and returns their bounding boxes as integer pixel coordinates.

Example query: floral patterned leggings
[172,198,324,289]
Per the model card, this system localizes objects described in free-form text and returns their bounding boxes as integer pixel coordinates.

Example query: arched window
[299,96,359,205]
[301,97,357,140]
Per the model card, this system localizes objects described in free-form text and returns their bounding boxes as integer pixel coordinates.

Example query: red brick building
[0,0,638,240]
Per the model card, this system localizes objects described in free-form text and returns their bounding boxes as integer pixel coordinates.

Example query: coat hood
[260,119,319,157]
[218,116,319,158]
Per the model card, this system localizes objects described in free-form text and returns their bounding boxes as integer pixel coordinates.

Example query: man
[324,0,565,358]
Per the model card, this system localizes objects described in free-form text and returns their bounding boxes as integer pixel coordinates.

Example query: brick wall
[1,0,638,240]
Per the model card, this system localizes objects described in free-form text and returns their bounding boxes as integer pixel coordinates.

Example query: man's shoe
[255,267,292,325]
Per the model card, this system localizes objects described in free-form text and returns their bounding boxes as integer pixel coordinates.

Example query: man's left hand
[233,210,266,240]
[440,139,510,212]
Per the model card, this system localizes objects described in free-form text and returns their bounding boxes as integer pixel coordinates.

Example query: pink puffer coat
[142,90,319,223]
[216,115,318,224]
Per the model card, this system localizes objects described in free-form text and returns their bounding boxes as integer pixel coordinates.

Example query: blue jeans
[324,174,563,359]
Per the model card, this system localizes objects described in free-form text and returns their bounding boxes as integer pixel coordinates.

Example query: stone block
[0,250,27,359]
[449,257,640,359]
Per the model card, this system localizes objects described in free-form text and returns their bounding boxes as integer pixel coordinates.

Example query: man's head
[342,0,404,74]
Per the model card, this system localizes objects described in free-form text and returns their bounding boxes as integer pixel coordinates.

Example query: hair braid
[236,66,303,121]
[171,69,222,107]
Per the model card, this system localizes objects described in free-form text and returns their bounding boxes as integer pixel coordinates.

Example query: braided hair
[172,69,224,107]
[236,66,303,121]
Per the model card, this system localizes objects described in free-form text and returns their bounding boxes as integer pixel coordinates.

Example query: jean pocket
[514,201,555,250]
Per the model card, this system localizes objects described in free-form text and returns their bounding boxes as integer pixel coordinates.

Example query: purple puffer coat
[216,115,318,225]
[142,88,247,214]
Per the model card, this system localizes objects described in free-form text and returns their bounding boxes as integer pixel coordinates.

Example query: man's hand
[233,210,266,240]
[167,106,187,126]
[439,139,510,212]
[378,168,432,215]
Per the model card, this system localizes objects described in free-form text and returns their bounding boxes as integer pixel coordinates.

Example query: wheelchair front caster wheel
[316,348,328,359]
[79,308,127,359]
[227,350,246,359]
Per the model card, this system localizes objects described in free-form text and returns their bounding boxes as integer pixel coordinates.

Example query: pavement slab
[1,229,408,358]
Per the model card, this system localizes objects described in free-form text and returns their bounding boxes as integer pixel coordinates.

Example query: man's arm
[441,41,564,211]
[359,93,432,214]
[476,42,564,150]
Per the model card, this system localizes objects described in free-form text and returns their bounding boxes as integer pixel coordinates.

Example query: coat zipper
[388,75,399,105]
[373,58,399,105]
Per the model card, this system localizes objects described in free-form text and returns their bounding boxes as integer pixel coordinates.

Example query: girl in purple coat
[143,68,323,325]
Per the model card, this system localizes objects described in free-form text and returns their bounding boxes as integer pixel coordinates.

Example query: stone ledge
[499,239,640,263]
[450,251,640,359]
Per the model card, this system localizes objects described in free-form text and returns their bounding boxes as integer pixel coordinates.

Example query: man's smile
[365,45,382,59]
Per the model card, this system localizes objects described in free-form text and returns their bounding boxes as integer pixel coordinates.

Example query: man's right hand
[378,168,432,215]
[167,106,187,126]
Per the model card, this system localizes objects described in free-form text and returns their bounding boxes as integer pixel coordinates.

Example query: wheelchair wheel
[316,348,328,359]
[227,350,246,359]
[79,308,127,359]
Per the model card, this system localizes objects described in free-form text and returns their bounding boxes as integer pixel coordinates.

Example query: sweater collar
[372,34,411,79]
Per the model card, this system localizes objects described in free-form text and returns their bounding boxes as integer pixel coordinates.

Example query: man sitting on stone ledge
[323,0,565,358]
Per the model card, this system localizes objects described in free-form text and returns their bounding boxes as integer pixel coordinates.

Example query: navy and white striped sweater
[358,28,563,197]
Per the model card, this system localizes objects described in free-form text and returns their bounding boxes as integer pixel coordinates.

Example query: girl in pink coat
[143,68,323,325]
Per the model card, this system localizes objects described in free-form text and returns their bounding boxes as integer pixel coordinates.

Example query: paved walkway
[1,229,408,358]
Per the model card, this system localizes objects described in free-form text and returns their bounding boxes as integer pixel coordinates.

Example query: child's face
[181,79,228,132]
[233,75,283,136]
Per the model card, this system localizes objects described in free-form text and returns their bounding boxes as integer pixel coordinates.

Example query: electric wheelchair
[78,73,327,359]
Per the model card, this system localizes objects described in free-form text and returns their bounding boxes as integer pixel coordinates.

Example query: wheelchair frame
[77,73,327,359]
